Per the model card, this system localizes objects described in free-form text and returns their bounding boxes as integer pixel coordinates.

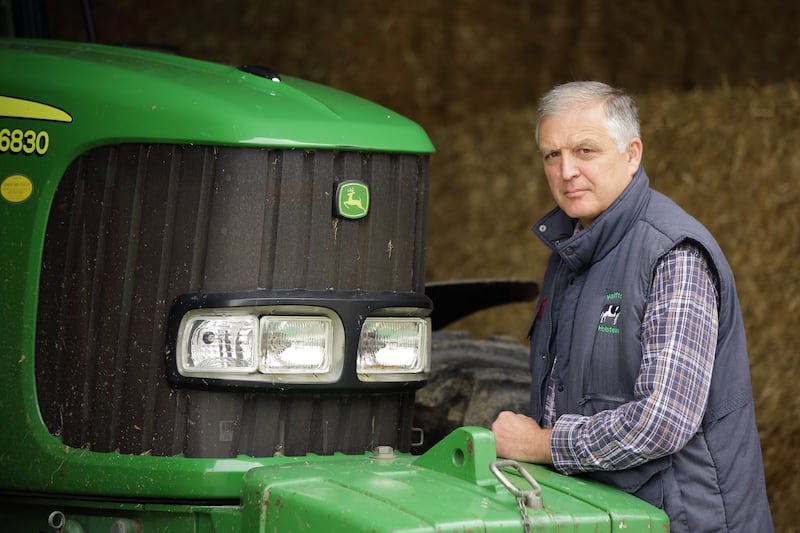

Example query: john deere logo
[335,180,370,220]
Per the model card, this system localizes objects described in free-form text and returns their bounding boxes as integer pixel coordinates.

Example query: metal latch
[490,459,544,533]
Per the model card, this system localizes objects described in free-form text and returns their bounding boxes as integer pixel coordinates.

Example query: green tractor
[0,37,669,531]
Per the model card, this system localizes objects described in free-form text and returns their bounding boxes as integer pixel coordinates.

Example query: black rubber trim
[425,279,539,329]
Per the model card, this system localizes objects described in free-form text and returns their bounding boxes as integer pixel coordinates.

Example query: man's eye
[544,151,559,161]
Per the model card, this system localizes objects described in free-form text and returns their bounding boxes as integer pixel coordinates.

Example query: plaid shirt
[544,241,719,474]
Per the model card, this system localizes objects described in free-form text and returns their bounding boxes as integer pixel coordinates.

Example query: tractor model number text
[0,128,49,155]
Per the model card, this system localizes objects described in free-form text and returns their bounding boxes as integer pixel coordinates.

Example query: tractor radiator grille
[35,144,428,457]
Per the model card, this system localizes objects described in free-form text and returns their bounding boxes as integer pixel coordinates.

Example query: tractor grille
[35,144,429,457]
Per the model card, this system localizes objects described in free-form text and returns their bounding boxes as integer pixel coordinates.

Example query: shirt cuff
[550,413,591,475]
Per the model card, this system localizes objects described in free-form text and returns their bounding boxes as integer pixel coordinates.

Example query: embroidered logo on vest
[598,292,622,334]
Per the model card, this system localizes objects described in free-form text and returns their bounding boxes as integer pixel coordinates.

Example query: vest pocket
[577,393,634,414]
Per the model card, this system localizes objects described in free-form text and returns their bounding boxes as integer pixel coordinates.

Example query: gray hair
[535,81,640,153]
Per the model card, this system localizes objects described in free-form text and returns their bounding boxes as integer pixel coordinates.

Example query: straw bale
[49,0,800,126]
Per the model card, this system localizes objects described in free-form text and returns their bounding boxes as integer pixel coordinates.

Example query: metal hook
[490,459,544,510]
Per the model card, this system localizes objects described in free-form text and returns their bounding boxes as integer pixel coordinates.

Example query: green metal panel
[239,427,669,532]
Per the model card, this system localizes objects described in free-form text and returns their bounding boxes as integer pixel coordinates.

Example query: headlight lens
[182,314,259,373]
[261,316,332,374]
[357,317,430,381]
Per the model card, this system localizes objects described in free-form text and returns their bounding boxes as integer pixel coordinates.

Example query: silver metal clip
[490,459,544,510]
[490,459,543,533]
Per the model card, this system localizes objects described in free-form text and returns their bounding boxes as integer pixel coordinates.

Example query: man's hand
[491,411,554,464]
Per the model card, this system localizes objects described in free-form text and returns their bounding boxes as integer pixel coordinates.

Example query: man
[491,81,773,532]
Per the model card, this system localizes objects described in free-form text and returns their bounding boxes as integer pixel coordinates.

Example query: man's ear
[626,138,643,169]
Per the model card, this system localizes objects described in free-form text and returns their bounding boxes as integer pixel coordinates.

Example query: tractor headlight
[260,316,333,374]
[172,301,430,386]
[182,313,259,372]
[356,317,430,381]
[177,307,343,383]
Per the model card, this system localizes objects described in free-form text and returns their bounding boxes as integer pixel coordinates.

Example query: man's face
[537,102,642,227]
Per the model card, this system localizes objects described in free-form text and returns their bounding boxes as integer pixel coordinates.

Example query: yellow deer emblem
[336,181,370,219]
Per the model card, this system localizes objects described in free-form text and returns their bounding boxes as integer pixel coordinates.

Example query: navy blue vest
[529,167,773,532]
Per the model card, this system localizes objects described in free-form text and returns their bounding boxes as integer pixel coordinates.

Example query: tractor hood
[0,38,435,154]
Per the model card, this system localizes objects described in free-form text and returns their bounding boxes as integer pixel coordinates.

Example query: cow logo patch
[597,292,622,334]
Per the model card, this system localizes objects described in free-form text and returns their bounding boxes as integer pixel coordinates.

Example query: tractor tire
[412,331,531,453]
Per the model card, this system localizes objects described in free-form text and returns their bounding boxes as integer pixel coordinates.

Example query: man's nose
[560,153,579,179]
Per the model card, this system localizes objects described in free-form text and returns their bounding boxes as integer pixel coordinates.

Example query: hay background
[48,0,800,529]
